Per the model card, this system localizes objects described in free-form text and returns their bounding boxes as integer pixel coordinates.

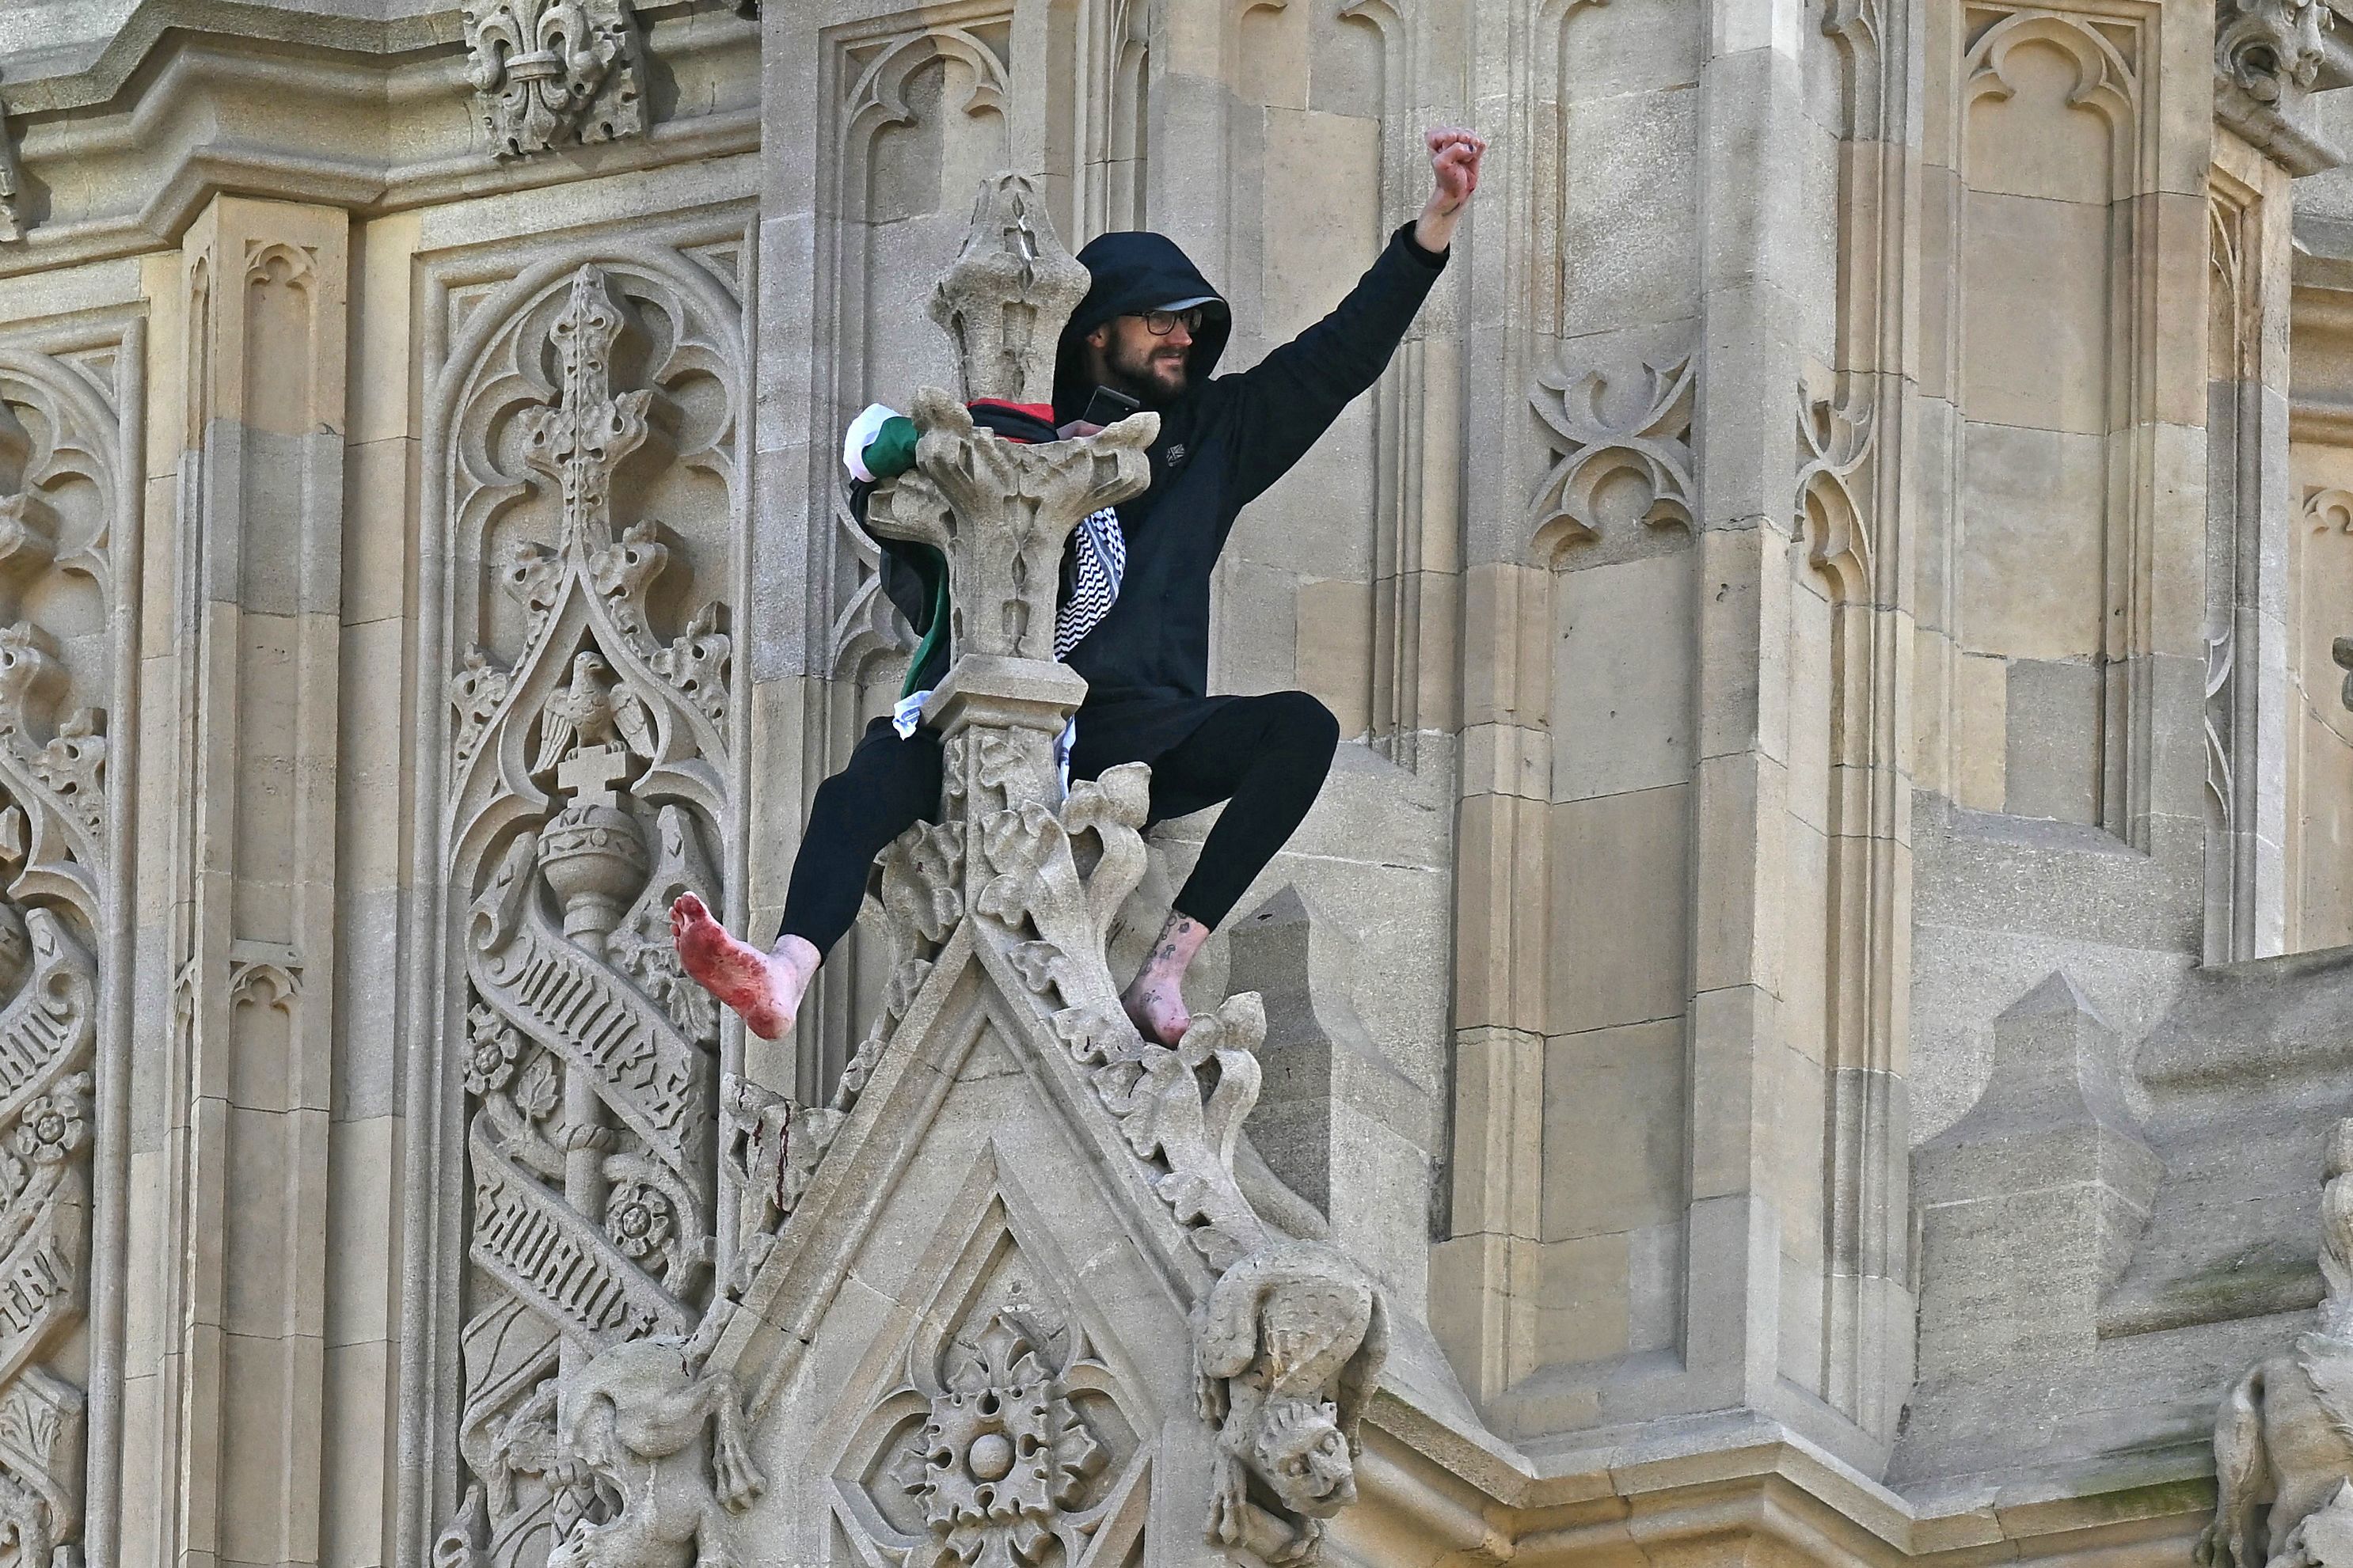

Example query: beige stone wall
[0,0,2345,1564]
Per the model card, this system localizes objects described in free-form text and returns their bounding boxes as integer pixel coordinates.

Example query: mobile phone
[1081,385,1142,427]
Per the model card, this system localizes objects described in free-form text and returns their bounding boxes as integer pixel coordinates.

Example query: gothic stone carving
[464,0,646,159]
[2217,0,2329,103]
[0,346,124,1563]
[1795,379,1876,591]
[0,909,94,1567]
[543,1323,764,1568]
[927,173,1093,408]
[1197,1241,1388,1566]
[442,259,743,1568]
[897,1311,1108,1568]
[1527,347,1697,552]
[2199,1117,2353,1568]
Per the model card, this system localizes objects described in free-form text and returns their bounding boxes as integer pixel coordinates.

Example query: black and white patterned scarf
[1055,507,1126,659]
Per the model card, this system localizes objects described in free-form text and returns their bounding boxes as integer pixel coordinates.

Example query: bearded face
[1093,316,1192,407]
[1252,1396,1356,1517]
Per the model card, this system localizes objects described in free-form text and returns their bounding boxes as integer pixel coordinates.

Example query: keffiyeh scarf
[1055,507,1126,659]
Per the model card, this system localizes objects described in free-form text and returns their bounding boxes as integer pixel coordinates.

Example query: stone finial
[929,173,1094,407]
[865,175,1157,826]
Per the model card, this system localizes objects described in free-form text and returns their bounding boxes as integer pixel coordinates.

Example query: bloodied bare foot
[671,893,817,1041]
[1120,910,1210,1047]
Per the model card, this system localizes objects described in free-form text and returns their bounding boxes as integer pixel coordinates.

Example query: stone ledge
[1359,1391,2214,1566]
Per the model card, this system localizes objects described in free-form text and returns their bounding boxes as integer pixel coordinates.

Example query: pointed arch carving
[840,25,1013,174]
[1962,11,2139,172]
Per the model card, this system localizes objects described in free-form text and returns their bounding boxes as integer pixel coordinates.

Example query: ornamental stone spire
[863,173,1157,828]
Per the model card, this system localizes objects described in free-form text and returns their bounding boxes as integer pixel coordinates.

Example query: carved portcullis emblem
[440,258,742,1568]
[896,1312,1109,1568]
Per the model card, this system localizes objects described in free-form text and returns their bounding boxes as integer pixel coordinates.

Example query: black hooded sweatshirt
[866,221,1446,775]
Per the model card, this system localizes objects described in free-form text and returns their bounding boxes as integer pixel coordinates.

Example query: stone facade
[0,1,2343,1566]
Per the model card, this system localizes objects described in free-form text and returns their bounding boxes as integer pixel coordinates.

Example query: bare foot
[671,894,815,1041]
[1121,910,1210,1047]
[1122,970,1192,1047]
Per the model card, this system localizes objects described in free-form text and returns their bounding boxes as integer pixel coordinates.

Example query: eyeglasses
[1138,306,1207,336]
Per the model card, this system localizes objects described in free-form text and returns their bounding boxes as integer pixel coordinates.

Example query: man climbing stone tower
[672,129,1484,1050]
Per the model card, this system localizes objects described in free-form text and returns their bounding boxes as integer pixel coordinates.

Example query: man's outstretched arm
[1222,127,1487,507]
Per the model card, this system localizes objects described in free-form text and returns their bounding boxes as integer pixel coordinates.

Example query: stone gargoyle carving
[545,1315,765,1568]
[2198,1116,2353,1568]
[2216,0,2329,104]
[1196,1240,1389,1565]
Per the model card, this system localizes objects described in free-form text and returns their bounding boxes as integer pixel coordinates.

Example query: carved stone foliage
[0,358,113,888]
[2217,0,2328,103]
[914,746,1389,1565]
[464,0,646,159]
[2200,1117,2353,1568]
[1526,347,1697,560]
[439,259,746,1568]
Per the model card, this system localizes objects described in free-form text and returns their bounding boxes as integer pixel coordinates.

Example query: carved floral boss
[897,1312,1108,1568]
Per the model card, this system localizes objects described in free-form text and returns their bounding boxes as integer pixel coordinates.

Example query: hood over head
[1054,230,1231,421]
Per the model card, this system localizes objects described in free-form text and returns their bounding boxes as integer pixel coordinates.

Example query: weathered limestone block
[1914,974,2161,1372]
[1226,884,1435,1288]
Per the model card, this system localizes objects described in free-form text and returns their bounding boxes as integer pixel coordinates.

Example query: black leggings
[779,690,1340,956]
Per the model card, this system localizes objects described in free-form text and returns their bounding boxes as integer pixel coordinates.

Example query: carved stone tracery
[441,259,751,1568]
[1526,347,1697,556]
[0,345,120,1566]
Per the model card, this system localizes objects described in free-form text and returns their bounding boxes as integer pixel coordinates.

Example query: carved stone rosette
[438,262,753,1568]
[896,1312,1108,1568]
[463,0,646,159]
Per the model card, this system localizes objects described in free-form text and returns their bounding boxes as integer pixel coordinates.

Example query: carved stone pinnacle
[929,173,1093,408]
[864,173,1161,815]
